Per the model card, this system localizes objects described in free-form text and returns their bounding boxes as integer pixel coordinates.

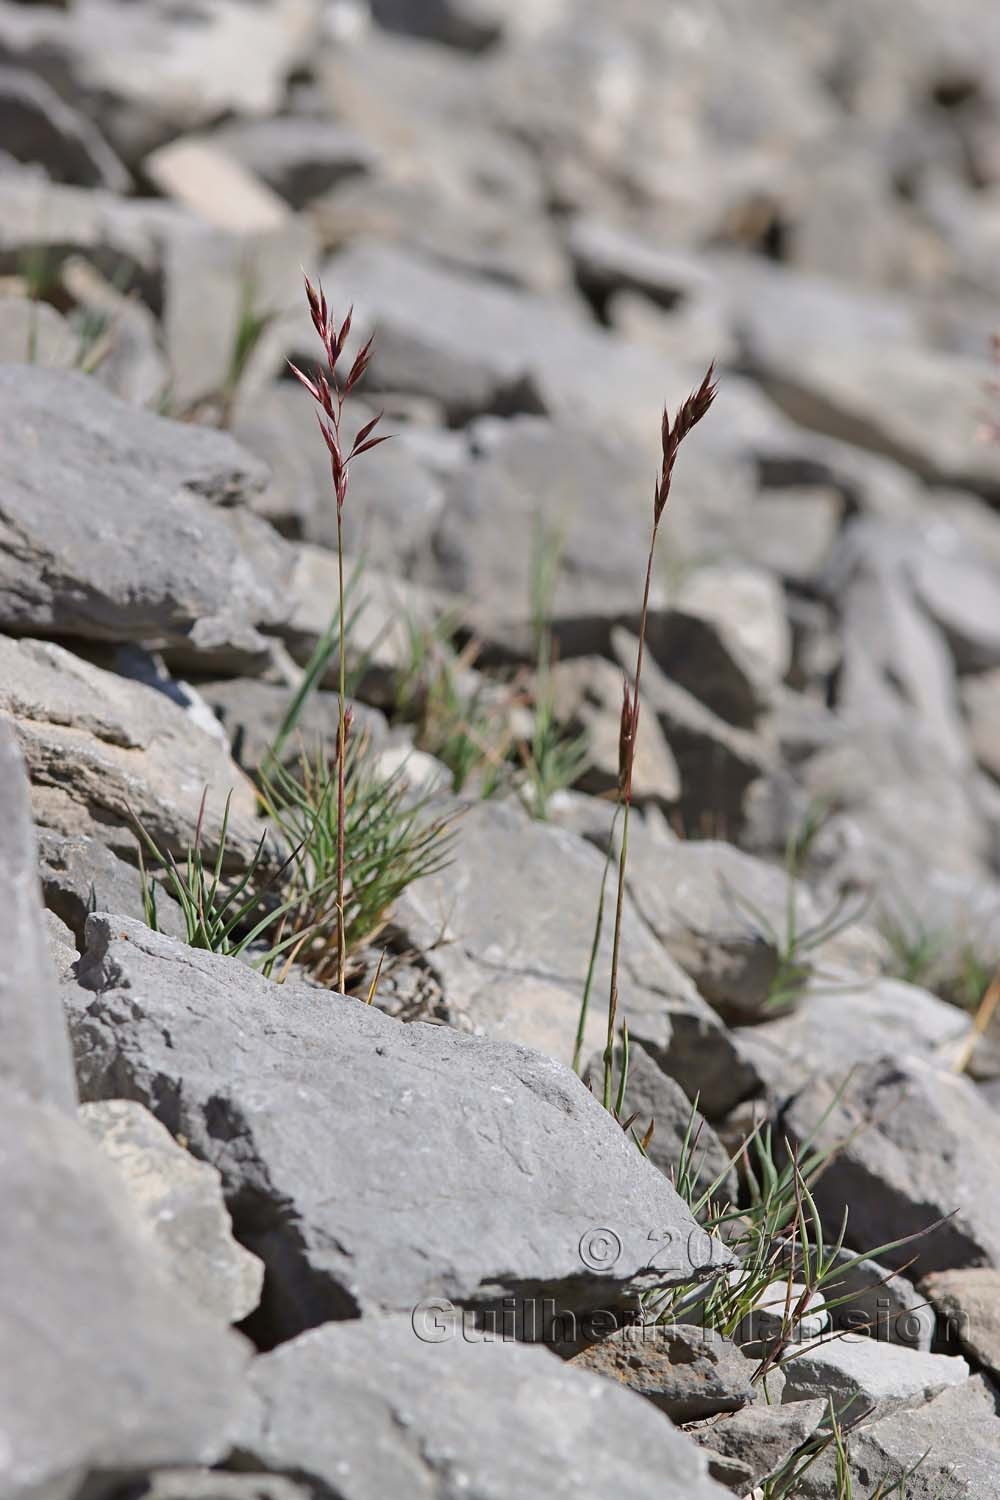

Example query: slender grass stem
[336,504,347,994]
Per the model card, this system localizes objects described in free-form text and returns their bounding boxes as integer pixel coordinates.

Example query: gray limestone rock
[0,365,290,665]
[0,1081,250,1500]
[0,719,77,1111]
[392,798,760,1116]
[0,635,260,866]
[65,915,735,1347]
[79,1098,264,1325]
[235,1315,732,1500]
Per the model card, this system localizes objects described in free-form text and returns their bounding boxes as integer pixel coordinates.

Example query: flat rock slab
[0,365,292,664]
[235,1316,733,1500]
[0,1080,249,1500]
[0,635,260,866]
[785,1055,1000,1275]
[568,1322,755,1422]
[65,916,734,1348]
[780,1336,968,1423]
[393,799,759,1117]
[0,719,77,1110]
[80,1099,264,1326]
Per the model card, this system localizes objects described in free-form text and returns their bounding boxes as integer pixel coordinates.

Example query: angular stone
[0,1080,249,1499]
[781,1337,969,1424]
[320,238,692,441]
[0,169,192,302]
[585,1041,737,1204]
[203,679,387,775]
[0,636,260,866]
[0,719,77,1111]
[0,62,129,190]
[785,1056,1000,1275]
[647,565,791,728]
[144,138,290,233]
[549,655,680,803]
[37,829,184,944]
[44,908,79,977]
[758,341,1000,499]
[0,0,323,161]
[160,214,318,412]
[278,545,452,701]
[0,366,293,664]
[133,1474,311,1500]
[614,822,880,1025]
[825,1250,935,1351]
[688,1399,829,1492]
[731,486,842,583]
[568,1323,754,1423]
[421,416,660,652]
[921,1268,1000,1379]
[806,1374,1000,1500]
[236,1316,731,1500]
[568,217,718,312]
[208,116,377,208]
[65,916,734,1347]
[60,254,169,406]
[826,518,971,768]
[612,627,774,839]
[747,975,972,1076]
[80,1099,264,1325]
[393,799,759,1117]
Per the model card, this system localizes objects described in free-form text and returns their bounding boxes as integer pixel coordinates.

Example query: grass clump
[258,729,455,985]
[134,791,310,977]
[393,612,513,796]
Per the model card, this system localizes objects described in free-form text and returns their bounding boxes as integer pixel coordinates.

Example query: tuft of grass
[393,611,513,796]
[257,729,456,987]
[133,790,310,977]
[721,808,869,1012]
[634,1082,949,1400]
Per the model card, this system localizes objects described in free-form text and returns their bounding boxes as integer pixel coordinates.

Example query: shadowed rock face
[0,719,77,1111]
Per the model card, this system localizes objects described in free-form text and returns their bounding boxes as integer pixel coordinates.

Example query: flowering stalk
[289,276,387,992]
[602,367,717,1113]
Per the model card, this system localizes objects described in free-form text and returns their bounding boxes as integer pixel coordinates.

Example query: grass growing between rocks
[257,734,455,984]
[759,1397,931,1499]
[138,274,456,993]
[393,612,514,796]
[134,791,311,976]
